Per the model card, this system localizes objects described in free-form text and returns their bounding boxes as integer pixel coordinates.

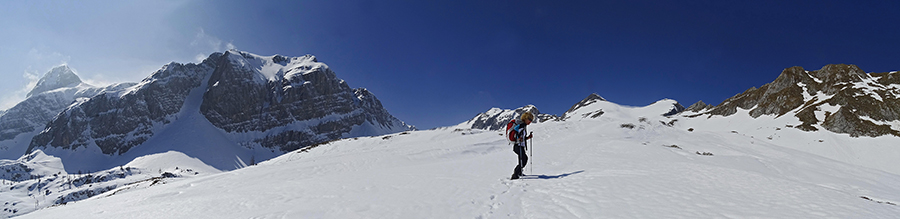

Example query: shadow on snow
[523,170,585,179]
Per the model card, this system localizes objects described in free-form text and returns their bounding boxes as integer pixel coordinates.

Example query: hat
[520,112,534,122]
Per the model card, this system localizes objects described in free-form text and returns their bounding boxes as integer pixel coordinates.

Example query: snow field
[1,151,219,218]
[18,114,900,218]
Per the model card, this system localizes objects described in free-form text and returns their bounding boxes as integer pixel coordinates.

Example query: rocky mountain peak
[565,93,605,115]
[26,65,84,98]
[704,64,900,137]
[685,100,714,113]
[812,64,867,84]
[27,51,412,171]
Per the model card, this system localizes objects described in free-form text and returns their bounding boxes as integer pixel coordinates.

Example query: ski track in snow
[13,113,900,218]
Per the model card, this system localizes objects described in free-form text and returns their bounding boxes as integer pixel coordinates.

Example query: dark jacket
[511,119,530,147]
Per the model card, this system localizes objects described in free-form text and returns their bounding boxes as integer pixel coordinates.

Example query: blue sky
[2,0,899,129]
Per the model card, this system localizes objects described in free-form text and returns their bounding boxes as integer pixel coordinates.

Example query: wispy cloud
[191,28,236,63]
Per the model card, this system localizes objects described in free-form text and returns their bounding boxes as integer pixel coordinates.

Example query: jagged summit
[685,100,714,113]
[26,65,85,98]
[0,65,132,160]
[705,64,900,137]
[565,93,605,115]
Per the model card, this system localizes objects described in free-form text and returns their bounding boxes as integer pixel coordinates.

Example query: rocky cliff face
[0,65,133,159]
[27,51,413,164]
[29,59,214,155]
[706,64,900,137]
[201,51,412,152]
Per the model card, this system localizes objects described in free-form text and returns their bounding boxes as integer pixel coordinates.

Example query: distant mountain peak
[455,105,557,130]
[26,65,85,98]
[565,93,605,114]
[705,64,900,137]
[685,100,714,113]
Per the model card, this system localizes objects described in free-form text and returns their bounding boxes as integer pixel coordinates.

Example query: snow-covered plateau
[9,98,900,218]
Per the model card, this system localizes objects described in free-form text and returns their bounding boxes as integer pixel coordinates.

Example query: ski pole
[530,131,533,175]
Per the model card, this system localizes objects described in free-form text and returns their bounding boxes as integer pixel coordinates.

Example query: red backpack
[505,119,517,142]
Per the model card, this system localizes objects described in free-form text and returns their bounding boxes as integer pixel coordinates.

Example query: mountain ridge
[0,66,135,160]
[702,64,900,137]
[24,50,412,172]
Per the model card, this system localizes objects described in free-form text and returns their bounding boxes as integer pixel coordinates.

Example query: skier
[510,112,534,180]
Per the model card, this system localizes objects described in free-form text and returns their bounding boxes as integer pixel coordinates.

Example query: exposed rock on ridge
[560,93,607,120]
[685,100,714,113]
[0,65,134,159]
[706,64,900,137]
[201,50,412,152]
[29,58,215,155]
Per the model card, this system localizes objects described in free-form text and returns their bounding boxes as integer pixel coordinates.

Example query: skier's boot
[511,166,523,179]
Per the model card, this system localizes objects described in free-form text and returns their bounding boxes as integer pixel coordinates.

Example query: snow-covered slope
[561,93,684,122]
[686,64,900,175]
[16,99,900,218]
[0,150,219,217]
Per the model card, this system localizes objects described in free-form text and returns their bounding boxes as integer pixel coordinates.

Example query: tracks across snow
[17,120,900,218]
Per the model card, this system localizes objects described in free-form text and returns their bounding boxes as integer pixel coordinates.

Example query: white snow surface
[224,49,326,84]
[1,150,219,217]
[16,100,900,218]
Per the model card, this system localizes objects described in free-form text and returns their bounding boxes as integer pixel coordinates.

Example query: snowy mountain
[25,50,412,172]
[24,65,84,98]
[702,64,900,137]
[683,64,900,175]
[0,65,134,160]
[454,105,557,130]
[560,93,685,121]
[13,96,900,218]
[4,58,900,217]
[455,93,686,132]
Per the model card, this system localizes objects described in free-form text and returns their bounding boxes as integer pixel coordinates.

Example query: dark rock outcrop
[29,59,213,155]
[560,93,607,120]
[705,64,900,137]
[685,100,714,113]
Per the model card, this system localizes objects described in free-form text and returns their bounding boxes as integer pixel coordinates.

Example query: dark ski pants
[513,145,528,176]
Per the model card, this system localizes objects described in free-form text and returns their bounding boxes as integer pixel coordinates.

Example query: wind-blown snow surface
[687,107,900,176]
[17,102,900,218]
[1,150,219,217]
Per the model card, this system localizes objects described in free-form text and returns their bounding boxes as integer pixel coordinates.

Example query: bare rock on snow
[705,64,900,137]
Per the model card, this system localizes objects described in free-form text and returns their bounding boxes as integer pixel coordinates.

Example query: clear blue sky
[2,0,899,129]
